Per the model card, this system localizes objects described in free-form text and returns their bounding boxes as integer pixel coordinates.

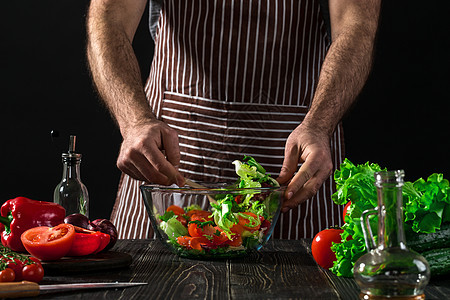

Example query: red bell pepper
[0,197,66,252]
[66,226,110,256]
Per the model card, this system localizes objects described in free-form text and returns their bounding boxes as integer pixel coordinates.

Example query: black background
[2,1,449,220]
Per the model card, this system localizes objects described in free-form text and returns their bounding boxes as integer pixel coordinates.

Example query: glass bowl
[140,183,285,259]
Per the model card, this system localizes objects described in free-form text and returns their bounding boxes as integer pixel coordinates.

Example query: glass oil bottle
[354,170,430,300]
[53,135,89,217]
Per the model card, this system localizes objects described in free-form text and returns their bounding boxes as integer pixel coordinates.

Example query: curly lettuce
[212,156,279,238]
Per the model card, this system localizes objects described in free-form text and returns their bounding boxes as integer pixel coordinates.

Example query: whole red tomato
[343,201,352,222]
[311,228,343,270]
[21,223,75,261]
[0,268,15,282]
[22,263,44,283]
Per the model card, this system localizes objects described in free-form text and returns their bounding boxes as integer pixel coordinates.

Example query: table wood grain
[24,239,449,299]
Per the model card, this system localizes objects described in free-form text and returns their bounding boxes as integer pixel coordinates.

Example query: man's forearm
[86,1,153,136]
[302,1,381,137]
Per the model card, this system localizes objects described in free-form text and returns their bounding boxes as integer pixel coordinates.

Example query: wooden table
[25,239,450,299]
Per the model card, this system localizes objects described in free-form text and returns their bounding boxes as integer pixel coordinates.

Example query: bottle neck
[376,182,407,250]
[61,158,82,180]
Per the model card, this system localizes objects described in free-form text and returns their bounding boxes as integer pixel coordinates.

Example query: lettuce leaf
[403,173,450,233]
[212,156,279,237]
[160,216,188,238]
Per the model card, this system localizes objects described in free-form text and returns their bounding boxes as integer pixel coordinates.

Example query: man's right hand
[87,0,184,185]
[117,119,185,187]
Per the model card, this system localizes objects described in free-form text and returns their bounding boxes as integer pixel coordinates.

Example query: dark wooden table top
[23,239,450,299]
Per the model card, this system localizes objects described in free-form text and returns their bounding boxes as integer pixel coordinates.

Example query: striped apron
[111,0,345,240]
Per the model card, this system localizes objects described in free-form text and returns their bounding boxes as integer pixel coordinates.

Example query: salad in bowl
[140,156,285,259]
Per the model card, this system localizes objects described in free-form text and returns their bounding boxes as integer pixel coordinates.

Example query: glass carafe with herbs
[353,170,430,300]
[53,135,89,217]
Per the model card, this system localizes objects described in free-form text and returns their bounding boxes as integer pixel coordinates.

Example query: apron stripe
[111,0,344,240]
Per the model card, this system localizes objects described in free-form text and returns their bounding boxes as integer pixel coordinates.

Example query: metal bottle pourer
[64,135,82,160]
[69,135,76,153]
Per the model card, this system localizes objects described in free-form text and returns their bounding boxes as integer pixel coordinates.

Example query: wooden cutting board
[41,251,132,274]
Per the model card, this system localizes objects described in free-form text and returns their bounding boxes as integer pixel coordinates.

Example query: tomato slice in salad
[186,209,212,220]
[176,236,212,251]
[237,212,261,231]
[21,223,75,261]
[189,236,211,251]
[226,234,243,247]
[176,236,192,248]
[167,205,185,216]
[230,223,244,235]
[211,227,228,245]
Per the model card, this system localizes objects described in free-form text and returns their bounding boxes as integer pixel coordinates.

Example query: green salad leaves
[330,158,450,277]
[212,155,279,239]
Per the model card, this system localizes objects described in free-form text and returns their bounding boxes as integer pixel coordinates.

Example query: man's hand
[277,0,381,212]
[277,125,333,212]
[87,0,186,186]
[117,120,185,187]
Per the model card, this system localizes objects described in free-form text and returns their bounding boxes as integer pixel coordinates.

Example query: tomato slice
[176,215,188,227]
[21,223,75,261]
[237,212,261,231]
[226,234,243,247]
[211,227,228,245]
[189,236,211,251]
[188,221,216,238]
[230,223,244,235]
[177,236,192,248]
[167,205,185,216]
[176,236,211,251]
[186,209,211,220]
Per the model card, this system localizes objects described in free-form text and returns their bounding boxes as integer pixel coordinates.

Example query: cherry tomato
[167,205,185,216]
[311,228,344,270]
[343,201,351,222]
[22,263,44,283]
[238,212,261,231]
[28,257,42,266]
[0,268,15,282]
[21,223,76,261]
[6,259,24,281]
